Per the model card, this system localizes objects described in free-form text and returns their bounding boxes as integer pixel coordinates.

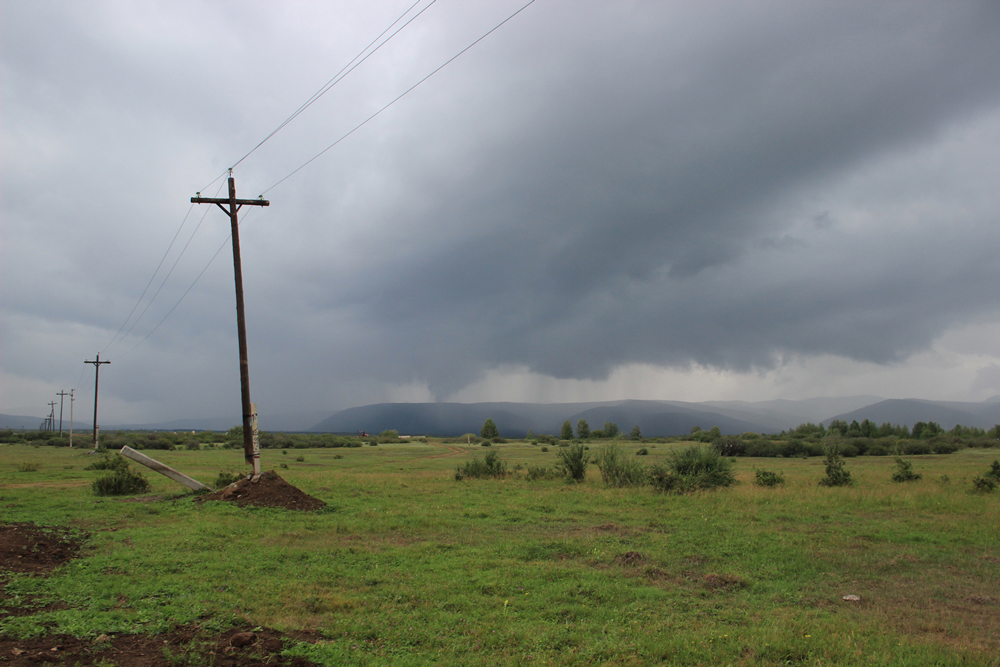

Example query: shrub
[636,447,649,456]
[85,453,129,471]
[838,443,859,457]
[279,462,288,469]
[594,444,647,487]
[455,450,508,480]
[526,466,558,481]
[867,444,890,456]
[902,441,932,455]
[754,469,785,487]
[973,474,996,492]
[714,437,745,457]
[931,441,959,454]
[556,443,590,483]
[185,441,201,451]
[987,460,1000,481]
[819,446,854,487]
[214,470,244,488]
[650,445,735,493]
[92,466,150,496]
[540,446,549,452]
[378,429,399,440]
[891,457,922,483]
[17,462,40,472]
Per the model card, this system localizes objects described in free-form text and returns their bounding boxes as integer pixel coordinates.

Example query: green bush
[891,457,922,483]
[902,441,932,455]
[540,446,549,452]
[92,466,150,496]
[455,450,508,480]
[636,447,649,456]
[986,460,1000,481]
[867,444,890,456]
[931,440,959,454]
[973,474,996,493]
[295,456,305,462]
[214,471,244,488]
[819,446,854,487]
[85,453,129,471]
[594,444,646,487]
[649,445,735,493]
[525,466,558,481]
[17,462,40,472]
[556,443,590,483]
[754,469,785,487]
[714,437,744,457]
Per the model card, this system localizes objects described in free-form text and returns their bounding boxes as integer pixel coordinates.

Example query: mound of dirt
[197,470,325,510]
[0,625,321,666]
[0,524,84,575]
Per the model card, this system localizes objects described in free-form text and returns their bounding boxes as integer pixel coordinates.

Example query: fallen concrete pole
[119,446,211,492]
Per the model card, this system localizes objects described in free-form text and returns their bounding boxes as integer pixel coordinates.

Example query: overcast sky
[4,0,1000,425]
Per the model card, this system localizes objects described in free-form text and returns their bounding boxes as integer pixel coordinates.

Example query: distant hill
[824,398,1000,431]
[0,413,50,430]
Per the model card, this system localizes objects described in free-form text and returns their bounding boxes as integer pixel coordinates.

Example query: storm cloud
[3,1,1000,423]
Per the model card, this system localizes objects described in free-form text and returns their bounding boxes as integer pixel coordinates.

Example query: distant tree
[480,418,499,440]
[827,420,848,437]
[603,422,620,439]
[525,429,534,440]
[690,426,702,434]
[560,420,574,440]
[576,419,590,440]
[630,425,642,440]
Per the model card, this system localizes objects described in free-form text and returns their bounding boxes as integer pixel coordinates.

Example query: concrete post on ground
[119,446,211,492]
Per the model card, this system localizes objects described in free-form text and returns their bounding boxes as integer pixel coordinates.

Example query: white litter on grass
[842,594,861,602]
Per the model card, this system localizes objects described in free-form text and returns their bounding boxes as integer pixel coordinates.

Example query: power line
[115,208,262,361]
[103,204,195,352]
[230,0,434,172]
[261,0,536,196]
[201,0,433,192]
[104,181,225,355]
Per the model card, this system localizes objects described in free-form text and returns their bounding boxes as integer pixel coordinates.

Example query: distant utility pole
[84,354,110,447]
[191,172,269,476]
[69,389,75,448]
[56,390,69,436]
[47,402,56,433]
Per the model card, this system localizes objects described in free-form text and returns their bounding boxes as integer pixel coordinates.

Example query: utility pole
[69,389,75,448]
[56,390,68,436]
[47,402,56,433]
[84,354,110,447]
[191,172,269,476]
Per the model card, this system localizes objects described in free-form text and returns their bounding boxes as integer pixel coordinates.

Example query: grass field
[2,440,999,666]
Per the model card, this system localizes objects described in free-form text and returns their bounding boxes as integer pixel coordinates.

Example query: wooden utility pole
[191,172,269,476]
[84,354,110,447]
[47,402,56,432]
[69,389,75,448]
[56,390,68,436]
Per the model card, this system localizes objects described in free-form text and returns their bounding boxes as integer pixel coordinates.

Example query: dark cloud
[3,1,1000,420]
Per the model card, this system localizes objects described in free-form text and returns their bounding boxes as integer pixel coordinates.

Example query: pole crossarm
[191,195,269,218]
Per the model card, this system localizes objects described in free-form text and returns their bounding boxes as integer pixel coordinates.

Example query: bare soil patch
[0,625,321,666]
[0,524,84,575]
[197,470,325,510]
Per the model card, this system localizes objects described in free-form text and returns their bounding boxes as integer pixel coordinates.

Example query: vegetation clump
[85,453,129,471]
[819,446,854,487]
[594,444,646,487]
[214,470,244,488]
[891,457,922,483]
[92,464,151,497]
[556,443,590,483]
[972,460,1000,492]
[17,462,40,472]
[649,445,735,493]
[455,450,508,480]
[754,469,785,487]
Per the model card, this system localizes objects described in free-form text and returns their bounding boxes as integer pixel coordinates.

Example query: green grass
[1,441,999,665]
